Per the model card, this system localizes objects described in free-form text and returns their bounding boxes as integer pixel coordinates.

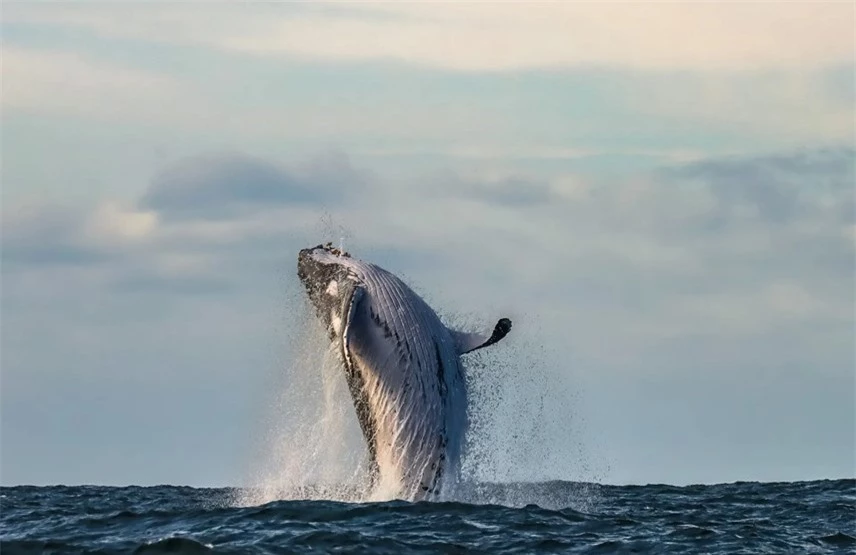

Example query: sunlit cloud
[0,46,213,126]
[7,2,852,71]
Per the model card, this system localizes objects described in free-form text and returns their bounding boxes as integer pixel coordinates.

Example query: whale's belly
[344,267,466,500]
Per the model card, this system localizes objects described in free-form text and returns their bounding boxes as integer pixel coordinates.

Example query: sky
[1,2,854,488]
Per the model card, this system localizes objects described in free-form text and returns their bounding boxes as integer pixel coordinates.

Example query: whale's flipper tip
[494,318,512,338]
[451,317,513,355]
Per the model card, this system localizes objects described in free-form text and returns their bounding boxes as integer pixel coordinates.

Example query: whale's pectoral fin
[450,318,512,355]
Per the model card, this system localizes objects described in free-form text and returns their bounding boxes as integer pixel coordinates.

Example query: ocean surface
[2,480,853,554]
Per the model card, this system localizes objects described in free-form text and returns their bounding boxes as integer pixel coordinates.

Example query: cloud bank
[6,3,853,71]
[3,146,853,485]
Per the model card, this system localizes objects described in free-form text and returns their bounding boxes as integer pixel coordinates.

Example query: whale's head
[297,243,359,336]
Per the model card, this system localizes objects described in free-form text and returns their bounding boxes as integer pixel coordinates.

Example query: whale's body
[297,244,511,501]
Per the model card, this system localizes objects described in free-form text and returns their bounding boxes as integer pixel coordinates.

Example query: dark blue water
[2,480,853,554]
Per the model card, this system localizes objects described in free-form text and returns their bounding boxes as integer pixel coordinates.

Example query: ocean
[2,479,853,554]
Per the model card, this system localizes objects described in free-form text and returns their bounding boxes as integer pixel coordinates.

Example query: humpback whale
[297,243,512,501]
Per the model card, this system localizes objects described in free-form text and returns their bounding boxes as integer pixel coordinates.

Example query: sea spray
[236,299,598,510]
[234,294,372,506]
[234,230,601,509]
[443,310,602,511]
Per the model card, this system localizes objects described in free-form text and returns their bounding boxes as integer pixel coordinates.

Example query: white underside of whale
[337,260,464,500]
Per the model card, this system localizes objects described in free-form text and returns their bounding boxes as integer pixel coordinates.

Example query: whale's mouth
[338,285,380,481]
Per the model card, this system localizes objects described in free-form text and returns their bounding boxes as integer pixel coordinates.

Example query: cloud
[632,69,855,144]
[86,202,158,242]
[7,3,853,71]
[675,146,855,180]
[1,204,114,268]
[229,3,855,71]
[140,152,351,220]
[427,171,560,207]
[663,147,855,227]
[2,30,851,154]
[110,274,234,296]
[6,145,851,339]
[1,242,111,268]
[0,46,212,127]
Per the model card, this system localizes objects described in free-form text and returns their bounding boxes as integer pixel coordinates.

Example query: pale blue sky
[1,2,854,488]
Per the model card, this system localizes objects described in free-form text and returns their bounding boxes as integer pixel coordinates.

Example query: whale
[297,243,512,501]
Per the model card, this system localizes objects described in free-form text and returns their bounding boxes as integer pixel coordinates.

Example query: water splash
[234,295,373,507]
[235,235,600,510]
[315,212,353,253]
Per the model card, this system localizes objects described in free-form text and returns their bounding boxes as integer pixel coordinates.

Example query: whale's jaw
[297,244,357,335]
